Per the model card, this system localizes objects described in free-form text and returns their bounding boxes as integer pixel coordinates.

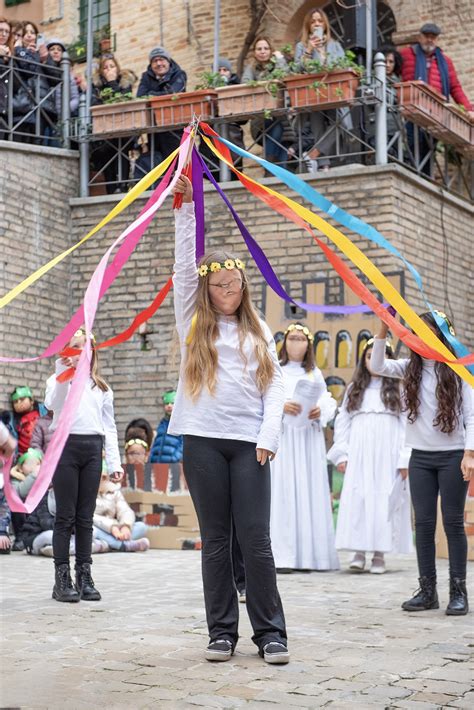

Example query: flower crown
[363,336,394,354]
[285,323,314,343]
[74,327,96,343]
[125,438,149,451]
[198,258,245,277]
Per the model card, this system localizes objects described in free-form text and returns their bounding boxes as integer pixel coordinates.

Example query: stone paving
[1,550,472,709]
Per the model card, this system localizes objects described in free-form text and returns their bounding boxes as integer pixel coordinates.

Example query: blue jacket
[136,60,187,97]
[150,417,183,463]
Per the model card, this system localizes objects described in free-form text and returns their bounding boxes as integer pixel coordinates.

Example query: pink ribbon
[3,134,191,513]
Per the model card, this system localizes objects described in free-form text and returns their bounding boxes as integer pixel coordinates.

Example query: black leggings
[183,435,287,651]
[409,449,468,579]
[52,434,103,567]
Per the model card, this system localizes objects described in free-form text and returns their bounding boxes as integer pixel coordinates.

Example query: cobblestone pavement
[1,551,472,709]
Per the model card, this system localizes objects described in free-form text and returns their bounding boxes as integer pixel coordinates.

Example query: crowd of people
[1,11,472,187]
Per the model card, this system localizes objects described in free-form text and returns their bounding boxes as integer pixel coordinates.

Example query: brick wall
[19,1,472,100]
[0,141,79,404]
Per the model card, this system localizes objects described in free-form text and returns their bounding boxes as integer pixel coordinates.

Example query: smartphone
[311,26,324,41]
[37,33,45,46]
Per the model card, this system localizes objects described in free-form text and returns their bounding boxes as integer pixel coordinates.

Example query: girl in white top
[371,311,474,616]
[270,322,339,571]
[168,176,289,665]
[328,339,412,574]
[45,327,122,604]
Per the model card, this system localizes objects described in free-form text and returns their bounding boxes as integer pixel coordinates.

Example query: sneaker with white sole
[261,642,290,665]
[205,639,234,662]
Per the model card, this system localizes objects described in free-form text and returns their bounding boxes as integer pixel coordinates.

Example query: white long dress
[270,361,340,570]
[327,379,413,554]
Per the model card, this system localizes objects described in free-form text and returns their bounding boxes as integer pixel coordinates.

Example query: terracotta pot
[150,89,217,126]
[216,82,284,116]
[91,99,151,135]
[99,38,112,53]
[395,81,448,131]
[285,69,359,109]
[444,103,472,147]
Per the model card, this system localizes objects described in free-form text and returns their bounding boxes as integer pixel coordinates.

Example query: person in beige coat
[93,469,149,552]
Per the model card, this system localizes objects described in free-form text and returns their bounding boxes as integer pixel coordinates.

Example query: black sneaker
[261,642,290,664]
[204,639,234,662]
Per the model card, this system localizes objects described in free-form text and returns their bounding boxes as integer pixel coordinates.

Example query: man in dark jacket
[134,47,187,181]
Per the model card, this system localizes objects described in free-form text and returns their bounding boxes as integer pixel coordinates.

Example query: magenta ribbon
[195,150,374,315]
[3,135,191,513]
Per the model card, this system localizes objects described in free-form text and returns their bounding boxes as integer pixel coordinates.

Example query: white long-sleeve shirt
[0,422,11,447]
[168,203,285,453]
[370,337,474,451]
[45,360,123,473]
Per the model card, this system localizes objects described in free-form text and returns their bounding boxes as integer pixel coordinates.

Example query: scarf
[414,43,450,99]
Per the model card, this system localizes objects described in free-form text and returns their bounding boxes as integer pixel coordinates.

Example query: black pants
[183,435,287,650]
[231,518,246,593]
[409,449,468,579]
[52,434,103,567]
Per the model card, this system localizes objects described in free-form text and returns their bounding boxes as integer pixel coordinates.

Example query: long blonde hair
[301,8,332,45]
[74,327,109,392]
[184,250,275,400]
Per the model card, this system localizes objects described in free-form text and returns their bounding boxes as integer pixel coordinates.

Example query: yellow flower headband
[363,336,394,354]
[74,327,96,343]
[198,258,245,277]
[285,324,314,343]
[125,438,149,451]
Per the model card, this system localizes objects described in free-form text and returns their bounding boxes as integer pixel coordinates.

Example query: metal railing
[0,54,71,147]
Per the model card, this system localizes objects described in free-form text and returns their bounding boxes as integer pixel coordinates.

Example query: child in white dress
[328,338,412,573]
[270,323,339,571]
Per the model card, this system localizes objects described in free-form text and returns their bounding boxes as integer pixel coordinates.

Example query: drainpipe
[374,52,388,165]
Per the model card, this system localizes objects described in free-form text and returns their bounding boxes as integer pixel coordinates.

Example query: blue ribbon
[205,130,473,373]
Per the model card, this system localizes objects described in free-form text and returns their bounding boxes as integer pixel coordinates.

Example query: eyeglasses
[208,278,244,291]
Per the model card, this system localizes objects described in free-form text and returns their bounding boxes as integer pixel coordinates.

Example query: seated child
[93,465,149,552]
[10,448,42,500]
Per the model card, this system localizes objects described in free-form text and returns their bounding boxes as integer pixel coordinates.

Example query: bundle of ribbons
[1,123,473,514]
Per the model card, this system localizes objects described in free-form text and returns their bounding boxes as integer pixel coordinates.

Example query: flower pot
[216,82,284,117]
[150,89,217,127]
[443,103,473,152]
[99,38,112,53]
[285,69,359,110]
[91,99,151,135]
[395,81,448,131]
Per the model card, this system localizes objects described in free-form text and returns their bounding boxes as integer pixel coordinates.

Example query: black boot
[52,563,80,603]
[446,577,468,616]
[402,576,439,611]
[76,562,101,601]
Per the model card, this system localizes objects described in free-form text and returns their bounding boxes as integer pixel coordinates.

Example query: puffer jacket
[13,47,59,121]
[400,44,472,110]
[30,412,53,453]
[19,491,55,552]
[149,417,183,463]
[93,480,135,533]
[136,59,186,97]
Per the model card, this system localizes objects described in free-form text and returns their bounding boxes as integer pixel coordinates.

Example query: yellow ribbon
[0,147,180,310]
[203,136,474,386]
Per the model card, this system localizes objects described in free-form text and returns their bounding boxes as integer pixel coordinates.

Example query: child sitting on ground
[10,448,43,500]
[93,464,149,552]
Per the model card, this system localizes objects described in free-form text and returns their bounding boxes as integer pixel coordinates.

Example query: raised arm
[172,175,199,343]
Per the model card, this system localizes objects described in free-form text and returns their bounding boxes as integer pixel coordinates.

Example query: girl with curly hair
[371,312,474,615]
[167,175,289,665]
[328,339,412,574]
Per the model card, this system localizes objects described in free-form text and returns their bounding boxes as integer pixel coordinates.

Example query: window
[5,0,30,6]
[79,0,110,40]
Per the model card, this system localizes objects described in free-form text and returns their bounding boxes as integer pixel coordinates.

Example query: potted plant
[150,89,217,127]
[91,89,152,135]
[284,51,362,110]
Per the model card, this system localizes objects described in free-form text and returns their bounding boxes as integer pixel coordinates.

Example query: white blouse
[45,360,123,474]
[370,337,474,451]
[168,203,284,453]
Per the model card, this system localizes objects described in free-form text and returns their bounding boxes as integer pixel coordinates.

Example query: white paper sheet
[285,378,326,428]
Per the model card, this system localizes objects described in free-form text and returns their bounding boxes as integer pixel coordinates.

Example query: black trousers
[183,435,287,650]
[409,449,468,579]
[52,434,103,567]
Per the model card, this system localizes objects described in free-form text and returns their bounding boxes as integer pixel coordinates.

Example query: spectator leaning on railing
[44,38,79,146]
[400,23,473,114]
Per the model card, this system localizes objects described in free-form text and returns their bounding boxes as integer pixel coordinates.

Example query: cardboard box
[146,525,200,550]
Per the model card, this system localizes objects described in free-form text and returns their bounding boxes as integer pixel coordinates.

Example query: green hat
[17,448,43,467]
[11,386,33,402]
[162,390,176,405]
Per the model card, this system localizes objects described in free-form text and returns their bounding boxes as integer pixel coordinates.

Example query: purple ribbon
[192,148,205,261]
[195,149,374,315]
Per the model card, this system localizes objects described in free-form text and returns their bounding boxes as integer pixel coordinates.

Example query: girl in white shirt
[45,327,123,604]
[371,311,474,616]
[169,176,288,665]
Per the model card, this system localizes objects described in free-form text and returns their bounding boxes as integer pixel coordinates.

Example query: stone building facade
[3,0,471,97]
